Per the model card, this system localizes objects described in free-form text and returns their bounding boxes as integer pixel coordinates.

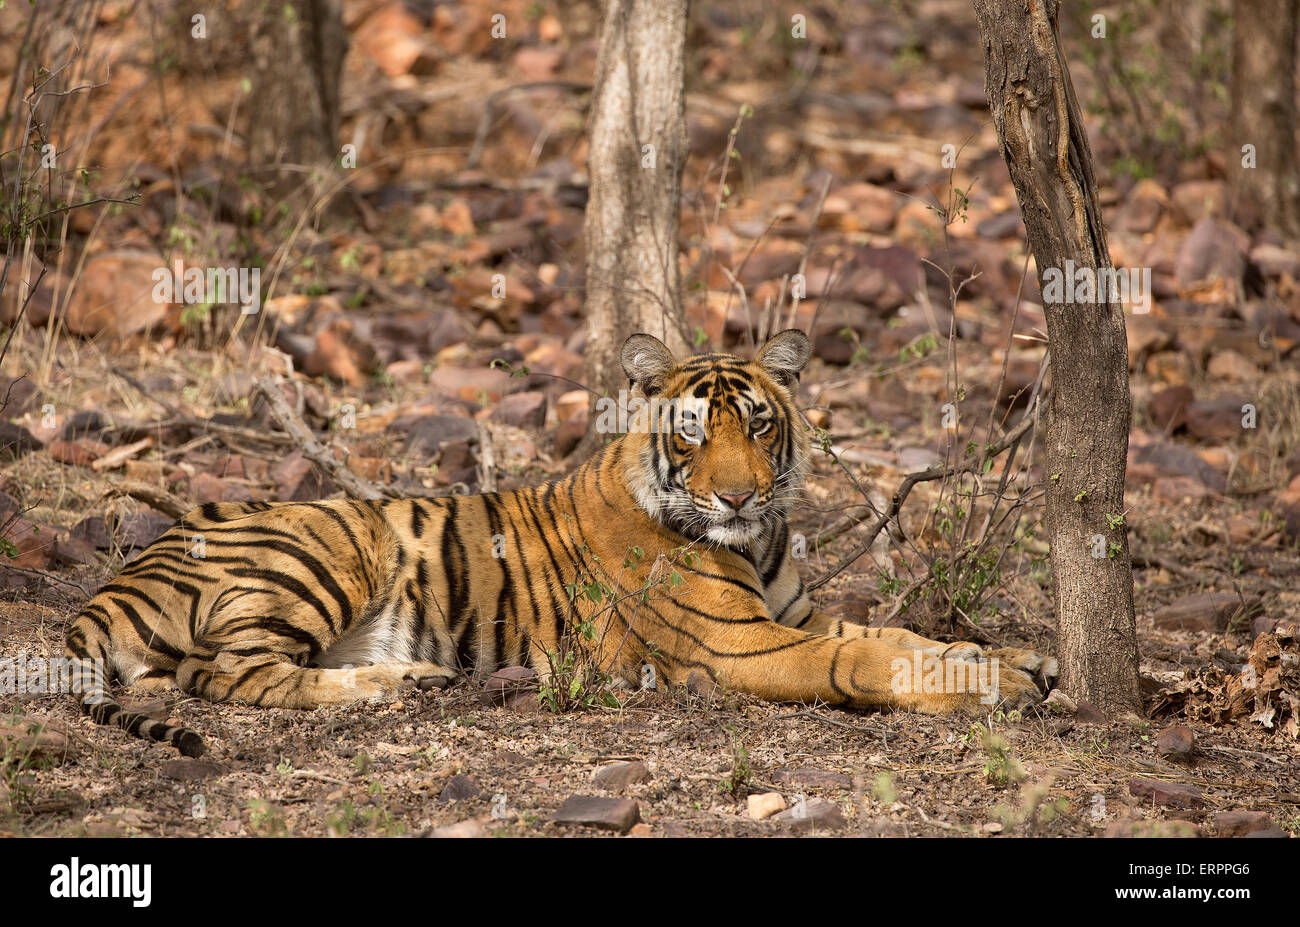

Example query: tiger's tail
[64,612,205,757]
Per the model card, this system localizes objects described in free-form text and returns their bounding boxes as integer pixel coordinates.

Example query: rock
[1175,218,1248,288]
[1155,724,1195,763]
[1074,699,1108,723]
[1130,441,1226,491]
[489,391,546,429]
[354,1,439,77]
[160,759,226,781]
[271,451,326,502]
[1128,777,1204,808]
[554,410,586,458]
[551,795,640,834]
[1242,827,1290,838]
[1211,810,1277,838]
[1206,349,1259,382]
[975,210,1024,239]
[1170,180,1227,225]
[1184,398,1251,443]
[0,421,41,459]
[0,374,40,418]
[402,414,479,458]
[60,410,108,440]
[428,819,488,838]
[303,318,379,386]
[117,511,175,551]
[63,253,169,338]
[437,774,481,805]
[771,768,852,789]
[1249,243,1300,279]
[190,473,229,504]
[1152,592,1260,633]
[1104,818,1198,838]
[747,792,787,820]
[898,446,942,471]
[1043,689,1077,714]
[426,366,512,404]
[1148,386,1194,433]
[773,797,846,832]
[53,534,99,567]
[1115,179,1168,234]
[0,717,77,764]
[594,760,650,791]
[482,666,538,708]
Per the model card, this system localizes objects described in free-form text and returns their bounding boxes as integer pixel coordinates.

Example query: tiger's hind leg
[176,644,457,709]
[797,615,1058,686]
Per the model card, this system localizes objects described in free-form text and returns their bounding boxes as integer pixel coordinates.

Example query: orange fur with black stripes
[65,330,1053,756]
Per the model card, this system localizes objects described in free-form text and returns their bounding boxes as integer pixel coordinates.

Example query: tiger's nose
[718,491,753,511]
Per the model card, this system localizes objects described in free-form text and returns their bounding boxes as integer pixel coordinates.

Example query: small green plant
[968,723,1025,788]
[246,798,287,836]
[717,726,752,795]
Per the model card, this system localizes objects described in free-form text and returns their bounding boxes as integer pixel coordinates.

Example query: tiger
[64,329,1055,756]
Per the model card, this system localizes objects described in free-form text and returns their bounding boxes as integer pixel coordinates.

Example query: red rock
[48,438,105,468]
[593,761,650,791]
[1152,592,1259,633]
[1129,777,1204,808]
[551,795,640,834]
[304,318,379,386]
[63,254,168,338]
[1147,386,1194,433]
[773,797,847,831]
[1211,810,1276,837]
[490,391,546,429]
[1155,724,1195,763]
[482,666,538,708]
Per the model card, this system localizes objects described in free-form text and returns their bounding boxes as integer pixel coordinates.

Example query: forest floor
[1,0,1298,836]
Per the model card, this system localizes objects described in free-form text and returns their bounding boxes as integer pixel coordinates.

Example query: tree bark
[1232,0,1300,238]
[971,0,1141,717]
[581,0,692,447]
[247,0,347,186]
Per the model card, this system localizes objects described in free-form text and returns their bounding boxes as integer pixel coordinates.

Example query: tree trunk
[1232,0,1300,238]
[971,0,1141,718]
[247,0,347,187]
[580,0,692,449]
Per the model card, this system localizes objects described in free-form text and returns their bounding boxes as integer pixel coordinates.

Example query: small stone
[437,775,481,805]
[1155,724,1195,763]
[1129,777,1204,808]
[1104,818,1198,838]
[551,795,640,834]
[1211,810,1276,838]
[594,760,650,791]
[1147,385,1195,433]
[160,759,226,781]
[1074,699,1108,724]
[771,768,852,789]
[489,391,547,429]
[982,821,1004,833]
[482,666,538,707]
[1043,689,1077,714]
[747,792,787,820]
[773,797,846,832]
[1152,592,1260,633]
[0,421,41,459]
[627,822,653,837]
[428,819,488,838]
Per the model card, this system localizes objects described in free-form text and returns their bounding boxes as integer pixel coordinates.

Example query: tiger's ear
[756,329,811,389]
[621,333,677,397]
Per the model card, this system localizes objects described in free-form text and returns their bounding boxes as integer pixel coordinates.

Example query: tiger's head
[617,329,812,548]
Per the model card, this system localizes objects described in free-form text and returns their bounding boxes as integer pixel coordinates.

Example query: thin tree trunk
[1232,0,1300,238]
[971,0,1140,718]
[580,0,691,451]
[247,0,346,188]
